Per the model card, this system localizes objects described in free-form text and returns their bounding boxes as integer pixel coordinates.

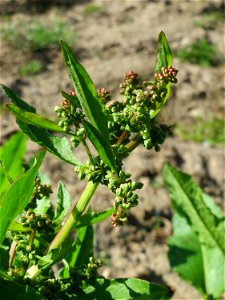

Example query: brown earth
[0,1,224,299]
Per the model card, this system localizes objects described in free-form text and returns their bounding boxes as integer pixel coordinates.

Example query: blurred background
[0,0,224,298]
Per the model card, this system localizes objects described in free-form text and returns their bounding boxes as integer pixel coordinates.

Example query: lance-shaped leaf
[0,150,45,245]
[168,212,225,299]
[2,85,83,166]
[83,120,118,174]
[155,31,172,73]
[17,121,83,166]
[60,41,109,140]
[163,163,225,254]
[150,31,173,119]
[7,104,65,133]
[54,181,72,224]
[0,132,26,197]
[76,208,115,228]
[2,84,36,113]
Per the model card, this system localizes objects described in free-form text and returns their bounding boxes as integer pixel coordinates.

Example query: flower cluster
[56,66,178,227]
[19,210,53,233]
[37,257,102,300]
[55,91,85,133]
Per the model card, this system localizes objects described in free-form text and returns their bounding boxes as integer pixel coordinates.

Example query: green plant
[0,31,177,299]
[164,164,225,300]
[18,60,44,76]
[176,38,220,67]
[175,117,225,145]
[1,18,74,53]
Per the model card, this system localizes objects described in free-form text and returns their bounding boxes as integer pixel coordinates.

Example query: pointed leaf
[76,208,115,228]
[54,181,72,224]
[7,104,65,133]
[60,41,109,139]
[163,163,225,254]
[168,212,225,299]
[0,150,45,244]
[0,132,26,197]
[155,31,172,73]
[84,120,118,174]
[2,84,36,113]
[16,121,83,166]
[150,31,173,119]
[66,223,94,268]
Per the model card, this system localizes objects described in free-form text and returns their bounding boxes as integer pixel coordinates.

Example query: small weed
[175,117,225,145]
[18,59,44,76]
[1,18,75,53]
[84,4,103,14]
[176,38,221,67]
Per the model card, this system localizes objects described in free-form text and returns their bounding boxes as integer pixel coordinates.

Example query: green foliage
[164,164,225,299]
[0,131,26,197]
[1,19,74,52]
[175,117,225,145]
[0,276,42,300]
[54,182,72,224]
[18,60,44,76]
[176,38,220,67]
[0,150,45,244]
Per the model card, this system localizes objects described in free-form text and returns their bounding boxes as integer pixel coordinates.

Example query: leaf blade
[0,132,26,197]
[7,104,65,133]
[84,120,118,174]
[150,31,173,119]
[0,150,45,244]
[60,41,109,139]
[163,163,225,254]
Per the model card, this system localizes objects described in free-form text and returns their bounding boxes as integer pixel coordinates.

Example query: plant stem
[125,134,142,152]
[116,131,127,146]
[48,181,98,251]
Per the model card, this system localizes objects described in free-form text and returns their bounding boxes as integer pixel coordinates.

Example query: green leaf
[0,132,26,197]
[2,84,36,113]
[34,171,51,215]
[168,213,225,299]
[17,121,83,166]
[0,277,41,300]
[155,31,172,73]
[54,181,72,224]
[68,278,172,299]
[163,163,225,254]
[84,120,118,174]
[66,221,94,268]
[8,221,31,232]
[60,41,109,139]
[0,150,45,245]
[76,208,115,228]
[0,245,9,271]
[164,164,225,299]
[37,239,74,270]
[150,31,173,119]
[168,213,206,297]
[7,104,65,133]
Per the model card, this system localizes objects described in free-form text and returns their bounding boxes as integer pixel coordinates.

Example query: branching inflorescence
[55,66,178,226]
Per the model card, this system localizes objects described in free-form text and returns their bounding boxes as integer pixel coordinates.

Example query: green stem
[48,181,98,251]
